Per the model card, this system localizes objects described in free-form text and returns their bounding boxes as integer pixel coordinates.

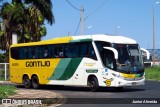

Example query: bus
[140,48,152,67]
[9,34,145,91]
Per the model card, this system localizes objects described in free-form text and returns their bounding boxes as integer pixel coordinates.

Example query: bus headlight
[112,73,119,77]
[112,73,124,79]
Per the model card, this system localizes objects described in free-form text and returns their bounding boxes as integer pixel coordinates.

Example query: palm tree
[0,0,55,62]
[0,2,25,62]
[22,0,54,42]
[25,0,54,25]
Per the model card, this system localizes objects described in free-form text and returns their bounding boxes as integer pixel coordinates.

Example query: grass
[0,70,5,81]
[145,66,160,81]
[0,85,17,98]
[0,77,4,81]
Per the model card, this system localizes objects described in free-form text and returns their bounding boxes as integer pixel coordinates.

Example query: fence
[0,63,9,81]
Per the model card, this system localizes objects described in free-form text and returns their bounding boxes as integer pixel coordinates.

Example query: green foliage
[0,53,6,63]
[145,66,160,81]
[0,77,4,81]
[0,30,4,36]
[39,26,47,37]
[24,34,30,39]
[0,85,17,98]
[0,69,4,78]
[0,0,54,62]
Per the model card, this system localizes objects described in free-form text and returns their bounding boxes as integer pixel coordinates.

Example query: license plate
[132,82,137,85]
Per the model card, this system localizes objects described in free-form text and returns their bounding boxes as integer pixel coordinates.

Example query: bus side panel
[48,58,82,85]
[72,58,101,86]
[28,58,61,85]
[10,59,26,84]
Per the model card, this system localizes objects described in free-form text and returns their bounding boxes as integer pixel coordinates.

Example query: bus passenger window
[24,48,28,59]
[50,46,55,58]
[19,48,24,59]
[44,48,49,58]
[32,48,36,58]
[64,46,71,58]
[38,48,42,58]
[80,44,87,57]
[11,47,19,59]
[70,44,79,58]
[59,52,64,58]
[55,48,60,58]
[87,44,97,60]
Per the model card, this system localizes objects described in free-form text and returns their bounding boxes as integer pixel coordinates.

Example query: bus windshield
[114,44,144,74]
[95,41,144,74]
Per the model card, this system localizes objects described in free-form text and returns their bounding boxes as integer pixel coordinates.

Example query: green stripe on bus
[48,58,71,80]
[58,58,82,80]
[49,58,82,80]
[70,39,92,43]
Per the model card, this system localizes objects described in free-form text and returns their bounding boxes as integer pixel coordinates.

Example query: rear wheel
[31,75,39,89]
[89,77,99,92]
[23,76,31,89]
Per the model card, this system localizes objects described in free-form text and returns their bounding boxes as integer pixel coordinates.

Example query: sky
[43,0,160,49]
[2,0,160,49]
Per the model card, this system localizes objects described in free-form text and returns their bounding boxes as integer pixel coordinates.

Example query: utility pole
[12,33,17,44]
[80,6,84,35]
[152,0,155,65]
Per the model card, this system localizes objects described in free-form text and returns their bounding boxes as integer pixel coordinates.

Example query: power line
[68,0,108,35]
[74,19,81,35]
[66,0,81,11]
[74,0,108,35]
[84,0,108,21]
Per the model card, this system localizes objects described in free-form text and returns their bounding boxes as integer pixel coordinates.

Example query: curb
[0,82,65,107]
[1,89,65,107]
[146,79,160,82]
[0,81,11,83]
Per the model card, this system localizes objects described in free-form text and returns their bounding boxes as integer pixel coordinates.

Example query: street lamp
[152,0,160,64]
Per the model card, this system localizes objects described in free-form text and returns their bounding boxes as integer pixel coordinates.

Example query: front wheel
[31,75,39,89]
[23,76,31,89]
[89,77,99,92]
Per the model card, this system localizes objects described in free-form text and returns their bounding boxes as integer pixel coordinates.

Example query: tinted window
[69,44,79,57]
[10,42,97,60]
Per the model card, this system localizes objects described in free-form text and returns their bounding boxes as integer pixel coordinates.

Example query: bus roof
[10,34,137,47]
[73,34,137,44]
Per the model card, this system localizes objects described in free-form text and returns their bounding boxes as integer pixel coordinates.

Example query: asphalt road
[1,80,160,107]
[46,80,160,107]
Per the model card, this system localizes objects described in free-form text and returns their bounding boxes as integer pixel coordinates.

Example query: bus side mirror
[103,47,118,59]
[140,48,150,60]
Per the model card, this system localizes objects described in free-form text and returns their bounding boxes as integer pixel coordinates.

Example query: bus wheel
[89,77,99,92]
[23,76,31,89]
[31,75,39,89]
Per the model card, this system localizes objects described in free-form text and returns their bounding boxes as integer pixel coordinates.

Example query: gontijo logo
[26,61,50,67]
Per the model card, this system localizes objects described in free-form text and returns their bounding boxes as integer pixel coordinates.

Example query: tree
[0,2,25,62]
[0,53,6,62]
[0,0,55,62]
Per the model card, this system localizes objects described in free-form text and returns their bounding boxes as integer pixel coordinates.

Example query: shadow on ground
[15,84,145,93]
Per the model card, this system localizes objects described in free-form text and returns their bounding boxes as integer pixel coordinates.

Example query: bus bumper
[114,77,145,87]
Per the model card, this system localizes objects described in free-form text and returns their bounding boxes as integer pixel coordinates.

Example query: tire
[31,75,39,89]
[23,76,31,89]
[89,77,99,92]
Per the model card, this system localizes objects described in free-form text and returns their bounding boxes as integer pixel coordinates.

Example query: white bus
[140,48,152,67]
[10,34,145,91]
